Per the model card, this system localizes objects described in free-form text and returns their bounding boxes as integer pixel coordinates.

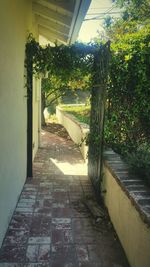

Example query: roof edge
[68,0,91,44]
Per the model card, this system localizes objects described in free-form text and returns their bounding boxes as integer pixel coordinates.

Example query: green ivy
[25,34,96,79]
[104,23,150,185]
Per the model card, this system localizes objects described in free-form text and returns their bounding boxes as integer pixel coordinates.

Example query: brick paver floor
[0,127,130,267]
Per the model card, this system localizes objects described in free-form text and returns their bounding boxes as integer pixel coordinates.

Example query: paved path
[0,127,130,267]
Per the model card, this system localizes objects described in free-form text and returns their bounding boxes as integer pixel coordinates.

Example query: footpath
[0,124,130,267]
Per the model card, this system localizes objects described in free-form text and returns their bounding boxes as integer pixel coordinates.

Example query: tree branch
[46,92,66,107]
[45,87,67,100]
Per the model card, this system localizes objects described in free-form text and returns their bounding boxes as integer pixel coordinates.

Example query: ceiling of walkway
[32,0,91,45]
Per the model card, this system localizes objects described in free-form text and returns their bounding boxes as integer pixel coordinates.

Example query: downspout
[27,59,33,178]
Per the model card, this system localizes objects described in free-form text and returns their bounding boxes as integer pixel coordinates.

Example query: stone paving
[0,127,130,267]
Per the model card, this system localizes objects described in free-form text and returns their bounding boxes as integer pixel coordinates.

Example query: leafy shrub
[126,145,150,186]
[104,23,150,155]
[104,23,150,185]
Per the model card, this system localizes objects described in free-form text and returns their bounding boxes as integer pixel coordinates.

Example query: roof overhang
[32,0,91,45]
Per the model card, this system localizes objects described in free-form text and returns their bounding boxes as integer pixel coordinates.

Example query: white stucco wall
[0,0,37,246]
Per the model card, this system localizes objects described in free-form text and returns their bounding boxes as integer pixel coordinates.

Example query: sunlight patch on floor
[49,157,87,176]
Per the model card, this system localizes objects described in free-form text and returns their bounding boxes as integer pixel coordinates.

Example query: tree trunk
[41,91,46,127]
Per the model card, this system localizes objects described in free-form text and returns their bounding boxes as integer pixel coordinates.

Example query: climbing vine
[104,24,150,154]
[104,23,150,186]
[25,34,96,80]
[25,34,111,198]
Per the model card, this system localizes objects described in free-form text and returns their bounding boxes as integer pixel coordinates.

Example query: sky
[78,0,122,43]
[39,0,122,46]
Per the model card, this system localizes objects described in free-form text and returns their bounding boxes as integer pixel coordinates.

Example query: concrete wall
[0,0,38,246]
[56,106,89,160]
[102,165,150,267]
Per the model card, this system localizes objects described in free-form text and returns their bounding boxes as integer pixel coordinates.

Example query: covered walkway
[0,125,129,267]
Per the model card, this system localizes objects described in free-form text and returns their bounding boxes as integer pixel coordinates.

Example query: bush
[104,23,150,184]
[126,145,150,186]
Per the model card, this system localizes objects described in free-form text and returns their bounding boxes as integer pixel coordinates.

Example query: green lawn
[60,105,90,125]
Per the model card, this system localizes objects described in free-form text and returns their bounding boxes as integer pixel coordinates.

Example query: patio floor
[0,125,130,267]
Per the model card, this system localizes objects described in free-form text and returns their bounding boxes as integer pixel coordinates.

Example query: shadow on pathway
[0,125,130,267]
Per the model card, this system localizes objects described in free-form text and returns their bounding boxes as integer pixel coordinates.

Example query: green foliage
[105,24,150,152]
[41,64,92,115]
[115,0,150,21]
[103,0,150,41]
[103,15,113,29]
[41,77,67,113]
[126,144,150,186]
[26,34,95,79]
[25,35,111,195]
[98,1,150,186]
[61,105,90,124]
[25,35,97,125]
[26,35,95,117]
[104,23,150,162]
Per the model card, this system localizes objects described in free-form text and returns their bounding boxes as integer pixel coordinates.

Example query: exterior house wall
[0,0,38,246]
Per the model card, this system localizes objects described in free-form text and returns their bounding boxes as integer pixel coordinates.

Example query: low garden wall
[102,149,150,267]
[56,106,89,160]
[56,106,150,267]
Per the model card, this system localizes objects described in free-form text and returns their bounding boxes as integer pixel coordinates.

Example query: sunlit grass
[60,104,90,125]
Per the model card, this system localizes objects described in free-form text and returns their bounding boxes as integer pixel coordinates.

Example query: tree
[41,70,92,126]
[41,75,68,126]
[115,0,150,20]
[103,0,150,40]
[103,15,113,29]
[25,36,95,126]
[90,1,150,186]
